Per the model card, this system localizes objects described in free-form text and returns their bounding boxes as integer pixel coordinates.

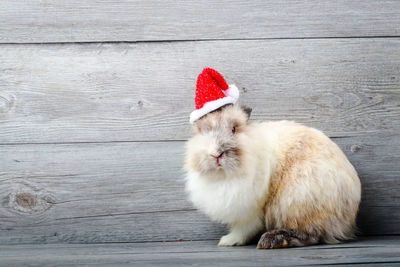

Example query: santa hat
[189,68,239,123]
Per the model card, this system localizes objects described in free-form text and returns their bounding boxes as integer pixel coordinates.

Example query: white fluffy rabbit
[185,103,361,249]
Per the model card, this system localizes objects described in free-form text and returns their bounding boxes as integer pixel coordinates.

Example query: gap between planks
[0,235,396,247]
[0,139,187,146]
[1,35,400,46]
[0,136,356,146]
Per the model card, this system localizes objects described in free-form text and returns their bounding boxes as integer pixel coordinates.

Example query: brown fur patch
[266,129,318,200]
[264,127,324,233]
[194,104,248,133]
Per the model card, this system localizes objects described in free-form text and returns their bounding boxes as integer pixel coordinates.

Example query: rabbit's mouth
[215,156,222,167]
[210,155,239,172]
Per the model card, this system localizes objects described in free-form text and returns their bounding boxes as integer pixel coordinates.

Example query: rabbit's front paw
[217,233,245,246]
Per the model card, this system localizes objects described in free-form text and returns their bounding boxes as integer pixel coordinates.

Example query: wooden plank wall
[1,0,400,43]
[0,1,399,244]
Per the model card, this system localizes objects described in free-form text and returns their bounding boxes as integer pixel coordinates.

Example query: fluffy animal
[184,68,361,249]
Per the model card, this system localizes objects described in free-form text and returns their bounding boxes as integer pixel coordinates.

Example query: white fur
[186,170,267,245]
[185,123,278,245]
[185,118,361,246]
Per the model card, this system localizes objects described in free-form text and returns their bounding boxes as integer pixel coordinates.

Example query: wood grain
[1,1,399,261]
[0,39,399,144]
[0,1,400,43]
[0,237,399,266]
[0,139,398,244]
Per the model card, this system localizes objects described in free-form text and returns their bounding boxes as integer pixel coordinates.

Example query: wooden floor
[0,237,399,266]
[1,0,400,265]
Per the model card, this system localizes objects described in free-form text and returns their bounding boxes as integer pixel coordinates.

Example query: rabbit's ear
[241,105,252,120]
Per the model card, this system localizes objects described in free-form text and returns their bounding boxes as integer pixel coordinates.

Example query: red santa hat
[190,68,239,123]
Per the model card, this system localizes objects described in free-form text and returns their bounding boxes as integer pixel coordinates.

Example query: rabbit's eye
[232,126,236,134]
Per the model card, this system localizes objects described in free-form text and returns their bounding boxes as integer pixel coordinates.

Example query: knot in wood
[130,100,144,111]
[0,93,14,113]
[3,188,55,214]
[350,145,362,153]
[15,192,37,210]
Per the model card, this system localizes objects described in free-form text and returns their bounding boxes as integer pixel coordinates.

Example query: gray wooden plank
[0,237,399,266]
[0,0,400,43]
[0,139,399,244]
[0,38,399,144]
[0,141,226,244]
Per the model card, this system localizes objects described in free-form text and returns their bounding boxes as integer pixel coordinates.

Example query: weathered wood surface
[0,142,224,244]
[1,0,399,250]
[0,39,399,144]
[0,139,398,244]
[1,0,400,43]
[0,237,399,266]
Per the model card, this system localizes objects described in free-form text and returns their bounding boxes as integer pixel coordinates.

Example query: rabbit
[184,103,361,248]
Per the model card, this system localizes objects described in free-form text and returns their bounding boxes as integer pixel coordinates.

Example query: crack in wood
[54,208,197,221]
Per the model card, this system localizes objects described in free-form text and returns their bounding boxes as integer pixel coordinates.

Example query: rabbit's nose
[211,151,224,159]
[211,151,224,166]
